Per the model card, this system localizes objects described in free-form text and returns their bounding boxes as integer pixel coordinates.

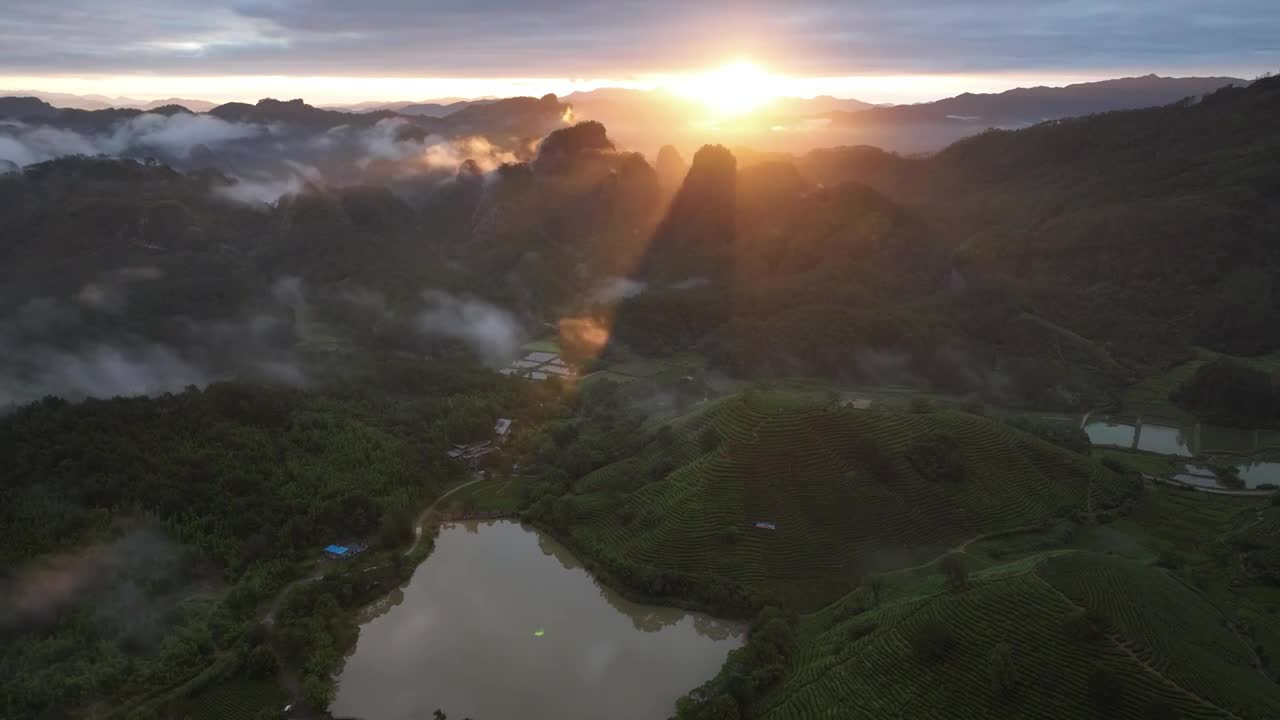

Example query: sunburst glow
[668,60,783,117]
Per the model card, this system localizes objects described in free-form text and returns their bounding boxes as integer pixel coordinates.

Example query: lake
[330,520,743,720]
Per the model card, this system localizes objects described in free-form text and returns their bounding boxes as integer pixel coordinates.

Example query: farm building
[447,441,498,468]
[494,418,513,437]
[498,351,576,381]
[324,544,350,558]
[754,521,777,531]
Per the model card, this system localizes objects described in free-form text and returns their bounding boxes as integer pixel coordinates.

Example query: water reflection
[331,521,743,720]
[1084,420,1137,448]
[1236,460,1280,488]
[1136,424,1192,456]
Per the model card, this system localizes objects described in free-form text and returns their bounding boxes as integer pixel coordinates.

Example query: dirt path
[1044,581,1243,719]
[262,573,322,627]
[1105,632,1244,719]
[404,475,484,556]
[886,525,1045,576]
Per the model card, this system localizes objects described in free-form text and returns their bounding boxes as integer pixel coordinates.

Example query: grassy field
[562,390,1128,611]
[1092,447,1181,477]
[442,478,525,513]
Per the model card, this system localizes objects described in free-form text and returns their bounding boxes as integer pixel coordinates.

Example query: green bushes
[1062,608,1110,643]
[1173,358,1279,426]
[988,642,1019,696]
[674,607,796,720]
[941,553,969,592]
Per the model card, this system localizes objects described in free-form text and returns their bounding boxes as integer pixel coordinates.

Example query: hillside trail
[260,475,483,713]
[1105,631,1245,720]
[1044,584,1245,719]
[404,475,484,556]
[885,524,1045,577]
[262,475,481,628]
[1175,506,1275,684]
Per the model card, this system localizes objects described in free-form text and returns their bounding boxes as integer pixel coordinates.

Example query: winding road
[263,475,484,627]
[404,475,484,556]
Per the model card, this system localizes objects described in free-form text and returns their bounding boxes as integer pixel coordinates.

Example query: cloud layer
[1,0,1276,77]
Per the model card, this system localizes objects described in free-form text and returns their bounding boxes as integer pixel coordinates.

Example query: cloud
[415,290,524,366]
[590,276,647,304]
[215,174,305,204]
[0,0,1276,77]
[109,112,264,156]
[0,270,305,408]
[0,528,183,633]
[0,113,267,167]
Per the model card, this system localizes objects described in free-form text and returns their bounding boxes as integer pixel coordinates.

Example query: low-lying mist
[0,114,536,203]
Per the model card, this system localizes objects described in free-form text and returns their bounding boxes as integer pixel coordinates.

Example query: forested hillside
[798,74,1280,362]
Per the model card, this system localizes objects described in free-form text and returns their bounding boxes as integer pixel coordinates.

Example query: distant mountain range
[0,94,566,137]
[0,90,218,112]
[0,74,1251,160]
[826,74,1245,128]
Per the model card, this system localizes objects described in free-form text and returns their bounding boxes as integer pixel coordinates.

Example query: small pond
[1235,460,1280,489]
[330,520,743,720]
[1135,424,1193,457]
[1084,420,1137,449]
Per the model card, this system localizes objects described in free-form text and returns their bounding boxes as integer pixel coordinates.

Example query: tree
[244,644,279,679]
[1063,608,1109,642]
[941,553,969,592]
[988,642,1018,696]
[301,674,334,710]
[700,426,721,453]
[864,574,884,606]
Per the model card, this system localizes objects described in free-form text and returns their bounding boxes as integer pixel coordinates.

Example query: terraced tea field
[567,392,1128,609]
[184,680,286,720]
[754,552,1280,720]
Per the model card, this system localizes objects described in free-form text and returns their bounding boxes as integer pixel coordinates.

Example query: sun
[669,59,782,118]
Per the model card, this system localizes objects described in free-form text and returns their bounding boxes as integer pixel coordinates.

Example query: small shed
[324,544,351,558]
[754,521,777,531]
[494,418,513,436]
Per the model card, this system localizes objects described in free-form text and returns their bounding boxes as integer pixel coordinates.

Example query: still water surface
[331,521,743,720]
[1084,420,1137,449]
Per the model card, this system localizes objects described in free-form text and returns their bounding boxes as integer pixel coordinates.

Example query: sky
[1,0,1277,104]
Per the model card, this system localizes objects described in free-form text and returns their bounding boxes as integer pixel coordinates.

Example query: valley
[3,67,1280,720]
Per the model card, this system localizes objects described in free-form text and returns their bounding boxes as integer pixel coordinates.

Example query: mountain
[784,94,876,114]
[0,96,60,121]
[139,97,218,112]
[397,99,495,117]
[0,90,217,112]
[805,74,1247,153]
[799,73,1280,360]
[323,97,496,114]
[830,74,1245,128]
[208,97,403,129]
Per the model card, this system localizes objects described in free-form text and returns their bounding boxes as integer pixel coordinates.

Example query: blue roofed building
[324,544,350,558]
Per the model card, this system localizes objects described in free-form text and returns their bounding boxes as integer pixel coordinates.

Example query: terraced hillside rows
[753,551,1280,720]
[566,392,1128,609]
